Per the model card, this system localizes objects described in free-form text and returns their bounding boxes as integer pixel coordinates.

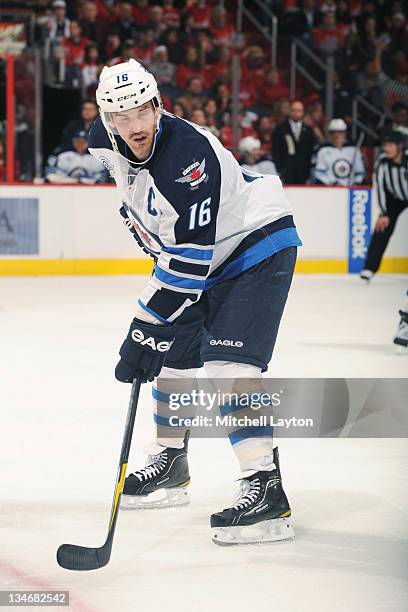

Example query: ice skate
[121,432,190,509]
[210,448,295,546]
[394,310,408,349]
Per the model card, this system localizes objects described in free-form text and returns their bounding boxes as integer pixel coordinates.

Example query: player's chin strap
[100,104,163,167]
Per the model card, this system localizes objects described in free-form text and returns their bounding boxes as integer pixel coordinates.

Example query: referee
[360,132,408,281]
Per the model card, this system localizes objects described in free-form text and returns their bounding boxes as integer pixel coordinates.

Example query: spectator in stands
[289,0,321,42]
[272,98,291,125]
[210,5,235,47]
[204,98,223,130]
[173,101,187,118]
[45,129,108,184]
[239,136,277,175]
[203,44,229,87]
[177,76,207,117]
[336,0,352,25]
[373,37,408,105]
[147,5,167,40]
[312,11,346,56]
[81,43,101,98]
[63,20,89,66]
[150,45,176,86]
[134,29,156,64]
[190,108,207,127]
[256,116,273,154]
[112,2,138,43]
[133,0,150,27]
[162,0,180,29]
[78,0,108,46]
[103,32,122,63]
[272,100,316,184]
[259,68,290,110]
[46,0,70,42]
[303,95,325,144]
[110,39,138,65]
[61,100,98,149]
[313,118,365,185]
[241,46,267,93]
[188,0,212,30]
[159,28,185,65]
[382,102,408,137]
[215,82,231,115]
[176,46,203,89]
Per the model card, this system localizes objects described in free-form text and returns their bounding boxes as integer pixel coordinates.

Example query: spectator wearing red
[188,0,212,29]
[176,46,204,89]
[79,1,108,46]
[259,68,290,108]
[211,5,235,46]
[133,0,150,27]
[63,21,89,66]
[162,0,181,29]
[215,82,231,115]
[203,44,230,87]
[94,0,112,21]
[241,46,268,93]
[312,11,347,56]
[134,29,156,65]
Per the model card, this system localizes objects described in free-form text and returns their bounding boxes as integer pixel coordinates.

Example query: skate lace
[232,478,261,510]
[132,452,168,482]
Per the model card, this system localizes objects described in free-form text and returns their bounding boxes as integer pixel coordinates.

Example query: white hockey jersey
[313,143,365,186]
[88,113,302,323]
[45,150,108,184]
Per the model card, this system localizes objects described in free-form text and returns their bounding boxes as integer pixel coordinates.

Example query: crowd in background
[1,0,408,183]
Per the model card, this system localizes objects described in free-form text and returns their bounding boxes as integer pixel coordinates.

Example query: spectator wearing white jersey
[313,118,365,186]
[45,129,108,183]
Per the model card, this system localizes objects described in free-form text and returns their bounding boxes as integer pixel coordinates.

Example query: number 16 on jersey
[188,197,211,230]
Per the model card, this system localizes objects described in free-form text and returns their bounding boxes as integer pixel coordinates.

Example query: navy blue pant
[164,247,297,372]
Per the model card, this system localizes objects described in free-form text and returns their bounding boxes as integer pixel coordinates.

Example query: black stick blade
[57,543,111,571]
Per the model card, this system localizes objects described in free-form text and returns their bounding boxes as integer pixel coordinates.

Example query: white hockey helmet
[96,59,162,162]
[96,59,161,113]
[238,136,261,154]
[328,118,347,132]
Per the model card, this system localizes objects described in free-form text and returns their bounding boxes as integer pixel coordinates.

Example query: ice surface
[0,274,407,611]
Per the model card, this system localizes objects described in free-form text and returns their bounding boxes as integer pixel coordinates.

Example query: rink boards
[0,184,407,275]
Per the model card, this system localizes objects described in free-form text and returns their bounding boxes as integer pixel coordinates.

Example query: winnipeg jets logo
[175,158,208,190]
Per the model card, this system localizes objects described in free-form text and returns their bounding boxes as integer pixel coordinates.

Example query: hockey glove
[115,318,175,383]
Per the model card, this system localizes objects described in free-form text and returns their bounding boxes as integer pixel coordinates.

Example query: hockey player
[89,60,301,545]
[45,129,108,184]
[360,132,408,282]
[313,118,365,186]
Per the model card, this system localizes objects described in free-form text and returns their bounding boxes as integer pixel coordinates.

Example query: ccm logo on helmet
[209,339,244,347]
[117,93,138,102]
[131,329,173,352]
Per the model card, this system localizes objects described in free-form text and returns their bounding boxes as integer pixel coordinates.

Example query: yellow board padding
[0,258,154,276]
[0,257,407,276]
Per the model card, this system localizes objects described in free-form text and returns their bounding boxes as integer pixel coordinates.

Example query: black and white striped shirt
[375,151,408,214]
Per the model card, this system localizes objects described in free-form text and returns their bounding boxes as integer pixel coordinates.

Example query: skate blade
[211,517,295,546]
[121,486,190,510]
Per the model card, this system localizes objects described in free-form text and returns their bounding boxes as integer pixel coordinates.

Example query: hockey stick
[57,377,142,571]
